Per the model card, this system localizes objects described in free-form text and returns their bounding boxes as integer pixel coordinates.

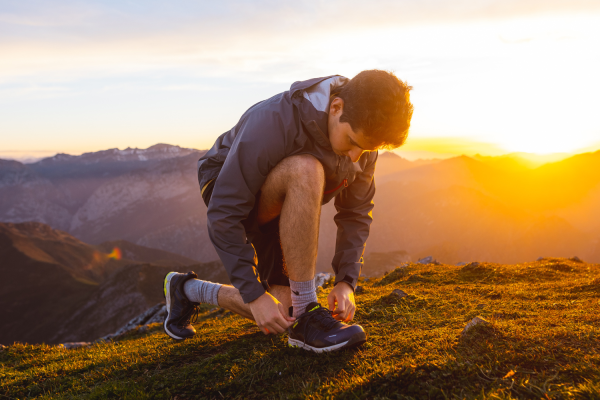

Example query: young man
[163,70,413,352]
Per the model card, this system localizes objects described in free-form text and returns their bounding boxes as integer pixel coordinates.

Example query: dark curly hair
[334,70,413,149]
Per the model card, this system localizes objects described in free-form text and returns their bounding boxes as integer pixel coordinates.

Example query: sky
[1,0,600,161]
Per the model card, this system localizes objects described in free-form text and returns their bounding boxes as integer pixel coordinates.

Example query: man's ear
[329,97,344,116]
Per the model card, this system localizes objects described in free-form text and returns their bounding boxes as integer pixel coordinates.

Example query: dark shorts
[202,179,289,290]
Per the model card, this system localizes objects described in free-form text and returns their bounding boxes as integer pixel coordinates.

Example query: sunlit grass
[1,258,599,399]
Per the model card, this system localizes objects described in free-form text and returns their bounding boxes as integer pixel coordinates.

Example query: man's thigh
[256,154,324,226]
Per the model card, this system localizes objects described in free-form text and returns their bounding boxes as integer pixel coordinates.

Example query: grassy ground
[1,258,600,399]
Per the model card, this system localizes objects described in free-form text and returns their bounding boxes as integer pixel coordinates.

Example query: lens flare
[108,247,122,260]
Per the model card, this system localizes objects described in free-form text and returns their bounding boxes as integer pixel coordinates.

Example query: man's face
[327,97,379,163]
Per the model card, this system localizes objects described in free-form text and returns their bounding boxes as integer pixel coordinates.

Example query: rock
[537,257,545,261]
[391,289,408,299]
[364,278,370,283]
[316,286,323,294]
[60,342,91,349]
[354,286,364,294]
[570,256,583,263]
[417,256,441,265]
[95,303,166,342]
[476,304,485,309]
[145,305,167,325]
[315,273,332,288]
[461,316,490,335]
[456,262,467,266]
[460,262,482,272]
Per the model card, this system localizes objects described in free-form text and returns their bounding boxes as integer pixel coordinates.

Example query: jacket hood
[290,75,349,150]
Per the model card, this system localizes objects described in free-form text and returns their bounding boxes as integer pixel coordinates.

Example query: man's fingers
[334,299,355,321]
[327,293,336,311]
[258,325,269,335]
[268,320,287,334]
[346,303,356,322]
[278,302,296,322]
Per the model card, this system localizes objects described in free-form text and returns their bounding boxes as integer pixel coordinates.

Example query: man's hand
[327,281,356,322]
[248,292,295,335]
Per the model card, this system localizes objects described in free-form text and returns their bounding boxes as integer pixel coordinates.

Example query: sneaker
[288,302,367,352]
[163,271,199,340]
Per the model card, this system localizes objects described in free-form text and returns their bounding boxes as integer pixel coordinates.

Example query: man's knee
[280,154,325,191]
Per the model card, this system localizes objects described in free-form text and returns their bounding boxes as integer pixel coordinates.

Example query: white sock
[289,278,318,318]
[183,279,222,305]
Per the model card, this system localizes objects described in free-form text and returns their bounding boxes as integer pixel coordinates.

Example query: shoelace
[177,302,200,327]
[296,306,340,346]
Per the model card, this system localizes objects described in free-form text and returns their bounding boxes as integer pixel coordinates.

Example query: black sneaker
[163,271,199,340]
[288,302,367,352]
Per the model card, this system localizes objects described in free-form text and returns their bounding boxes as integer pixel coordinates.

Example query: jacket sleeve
[331,151,377,289]
[206,107,290,304]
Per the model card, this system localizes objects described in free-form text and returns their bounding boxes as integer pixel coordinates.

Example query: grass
[1,258,600,399]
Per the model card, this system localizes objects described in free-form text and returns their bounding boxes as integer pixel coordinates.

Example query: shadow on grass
[4,324,361,399]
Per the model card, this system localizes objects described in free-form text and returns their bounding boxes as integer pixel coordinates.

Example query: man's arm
[328,151,377,320]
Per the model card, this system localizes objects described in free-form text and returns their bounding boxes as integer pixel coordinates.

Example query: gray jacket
[197,75,377,303]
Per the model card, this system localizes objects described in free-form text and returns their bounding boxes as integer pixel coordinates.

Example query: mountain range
[2,144,600,273]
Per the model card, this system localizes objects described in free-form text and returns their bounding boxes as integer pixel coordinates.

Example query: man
[163,70,413,352]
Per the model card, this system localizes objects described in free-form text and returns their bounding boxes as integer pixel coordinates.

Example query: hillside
[0,222,229,345]
[1,258,598,399]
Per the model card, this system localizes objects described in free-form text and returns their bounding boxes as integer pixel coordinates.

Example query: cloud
[2,1,598,77]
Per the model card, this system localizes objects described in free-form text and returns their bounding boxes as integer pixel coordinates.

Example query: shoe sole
[288,331,367,353]
[163,272,185,341]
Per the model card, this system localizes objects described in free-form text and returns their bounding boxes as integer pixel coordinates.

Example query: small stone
[462,316,490,335]
[417,256,434,264]
[61,342,91,349]
[391,289,408,299]
[570,256,583,263]
[354,286,364,294]
[537,257,545,261]
[138,325,149,333]
[316,286,323,294]
[314,272,332,288]
[456,262,467,266]
[364,278,370,283]
[476,304,485,309]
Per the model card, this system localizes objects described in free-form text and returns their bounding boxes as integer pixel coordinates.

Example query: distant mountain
[473,152,571,169]
[375,151,440,178]
[368,182,596,264]
[0,222,129,284]
[0,144,214,262]
[97,240,198,267]
[0,221,227,345]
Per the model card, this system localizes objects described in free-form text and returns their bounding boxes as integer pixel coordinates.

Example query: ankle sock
[183,279,222,306]
[289,278,318,318]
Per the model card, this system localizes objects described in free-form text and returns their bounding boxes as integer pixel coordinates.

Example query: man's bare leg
[215,155,324,322]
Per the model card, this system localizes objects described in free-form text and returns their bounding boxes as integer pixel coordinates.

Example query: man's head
[328,70,413,162]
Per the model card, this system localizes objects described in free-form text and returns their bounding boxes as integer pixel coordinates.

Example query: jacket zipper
[324,178,348,195]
